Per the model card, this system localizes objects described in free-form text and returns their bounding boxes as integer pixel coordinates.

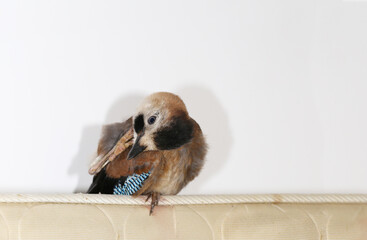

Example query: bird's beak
[127,133,147,160]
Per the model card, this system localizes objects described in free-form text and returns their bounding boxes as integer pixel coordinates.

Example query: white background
[1,1,366,194]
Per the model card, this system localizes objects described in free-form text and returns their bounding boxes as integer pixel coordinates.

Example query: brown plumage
[87,92,208,214]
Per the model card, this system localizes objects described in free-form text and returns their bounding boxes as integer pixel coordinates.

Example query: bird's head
[127,92,194,159]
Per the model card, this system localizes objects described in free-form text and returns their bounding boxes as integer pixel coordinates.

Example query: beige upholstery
[0,194,366,239]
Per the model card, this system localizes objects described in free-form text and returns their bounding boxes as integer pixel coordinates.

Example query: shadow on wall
[68,93,145,193]
[178,86,232,194]
[68,87,232,194]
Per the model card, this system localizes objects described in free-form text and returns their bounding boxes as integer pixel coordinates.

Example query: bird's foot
[148,192,160,216]
[145,193,152,203]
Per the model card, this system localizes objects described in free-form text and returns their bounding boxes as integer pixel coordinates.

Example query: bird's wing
[87,167,126,194]
[109,152,161,196]
[87,117,160,195]
[88,117,134,175]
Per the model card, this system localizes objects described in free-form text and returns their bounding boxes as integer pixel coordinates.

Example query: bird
[87,92,208,215]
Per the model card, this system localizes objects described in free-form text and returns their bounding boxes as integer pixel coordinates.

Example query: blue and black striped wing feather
[113,172,150,195]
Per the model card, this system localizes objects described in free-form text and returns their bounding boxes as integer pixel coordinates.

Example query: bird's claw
[145,193,152,203]
[149,192,160,216]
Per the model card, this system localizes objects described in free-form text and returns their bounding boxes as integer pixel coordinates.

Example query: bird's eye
[148,116,157,125]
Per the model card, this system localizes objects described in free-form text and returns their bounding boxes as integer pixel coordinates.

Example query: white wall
[1,0,366,194]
